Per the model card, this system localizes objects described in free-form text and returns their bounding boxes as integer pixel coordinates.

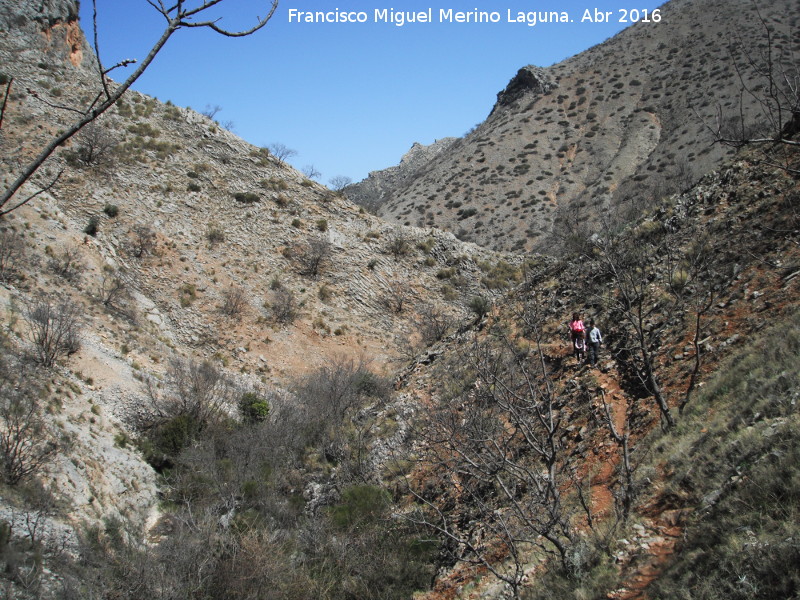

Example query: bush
[295,235,331,278]
[0,229,25,283]
[48,245,83,281]
[234,192,260,204]
[0,354,59,484]
[129,224,156,258]
[24,297,82,367]
[468,295,491,319]
[206,224,225,245]
[239,392,270,423]
[220,286,248,317]
[103,203,119,218]
[270,288,297,324]
[329,485,391,529]
[84,215,100,236]
[386,232,411,259]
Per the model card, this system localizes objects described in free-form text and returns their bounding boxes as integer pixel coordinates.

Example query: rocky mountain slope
[0,3,510,594]
[347,0,799,252]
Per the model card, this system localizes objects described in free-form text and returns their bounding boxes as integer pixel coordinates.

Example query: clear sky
[79,0,664,184]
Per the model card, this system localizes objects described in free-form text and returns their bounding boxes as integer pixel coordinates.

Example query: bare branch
[0,0,279,214]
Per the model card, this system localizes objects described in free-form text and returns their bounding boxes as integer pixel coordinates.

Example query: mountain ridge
[346,0,798,252]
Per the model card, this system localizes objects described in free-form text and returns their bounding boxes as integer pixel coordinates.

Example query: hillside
[347,0,799,253]
[0,1,799,600]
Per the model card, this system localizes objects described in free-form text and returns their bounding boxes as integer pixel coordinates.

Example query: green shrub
[480,260,521,289]
[187,182,201,192]
[329,485,391,529]
[234,192,260,204]
[103,203,119,218]
[179,283,197,306]
[146,414,200,466]
[238,392,270,423]
[468,295,491,319]
[84,215,100,236]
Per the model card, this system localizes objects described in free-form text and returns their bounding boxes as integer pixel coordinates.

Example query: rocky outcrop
[0,0,88,67]
[491,65,557,114]
[343,138,457,212]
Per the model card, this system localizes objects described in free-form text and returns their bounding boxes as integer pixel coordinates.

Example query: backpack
[570,320,585,334]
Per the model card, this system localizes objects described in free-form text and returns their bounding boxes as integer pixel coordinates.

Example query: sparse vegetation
[24,297,82,367]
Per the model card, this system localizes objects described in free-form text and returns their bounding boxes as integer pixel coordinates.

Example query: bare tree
[302,164,321,180]
[268,143,297,165]
[381,280,411,314]
[0,0,278,216]
[270,287,298,324]
[68,120,118,167]
[707,5,799,154]
[328,175,353,192]
[100,267,132,312]
[593,222,689,428]
[678,236,719,413]
[598,389,636,520]
[416,303,453,346]
[0,229,25,283]
[48,245,84,282]
[407,326,591,597]
[145,358,236,436]
[0,357,59,485]
[24,297,82,368]
[220,285,248,317]
[295,235,332,278]
[128,224,156,258]
[201,104,222,120]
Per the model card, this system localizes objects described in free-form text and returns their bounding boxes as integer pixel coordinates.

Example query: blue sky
[80,0,664,183]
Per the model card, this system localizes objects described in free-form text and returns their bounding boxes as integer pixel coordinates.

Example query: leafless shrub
[201,104,222,119]
[268,142,297,165]
[328,175,353,191]
[166,358,236,423]
[48,245,83,282]
[24,297,81,367]
[381,281,410,314]
[0,354,59,485]
[386,231,411,260]
[294,355,389,464]
[69,121,118,168]
[416,303,453,346]
[302,164,321,180]
[129,224,156,258]
[295,235,332,278]
[407,328,592,593]
[205,223,225,246]
[0,228,25,282]
[100,268,131,309]
[270,287,298,324]
[220,286,248,317]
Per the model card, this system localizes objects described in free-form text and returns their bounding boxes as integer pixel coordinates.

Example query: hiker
[587,320,603,366]
[569,313,586,363]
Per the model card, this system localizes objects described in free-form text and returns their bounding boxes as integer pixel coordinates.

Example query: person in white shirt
[587,320,603,366]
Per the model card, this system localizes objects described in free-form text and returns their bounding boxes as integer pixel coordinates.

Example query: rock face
[491,65,557,114]
[0,0,88,67]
